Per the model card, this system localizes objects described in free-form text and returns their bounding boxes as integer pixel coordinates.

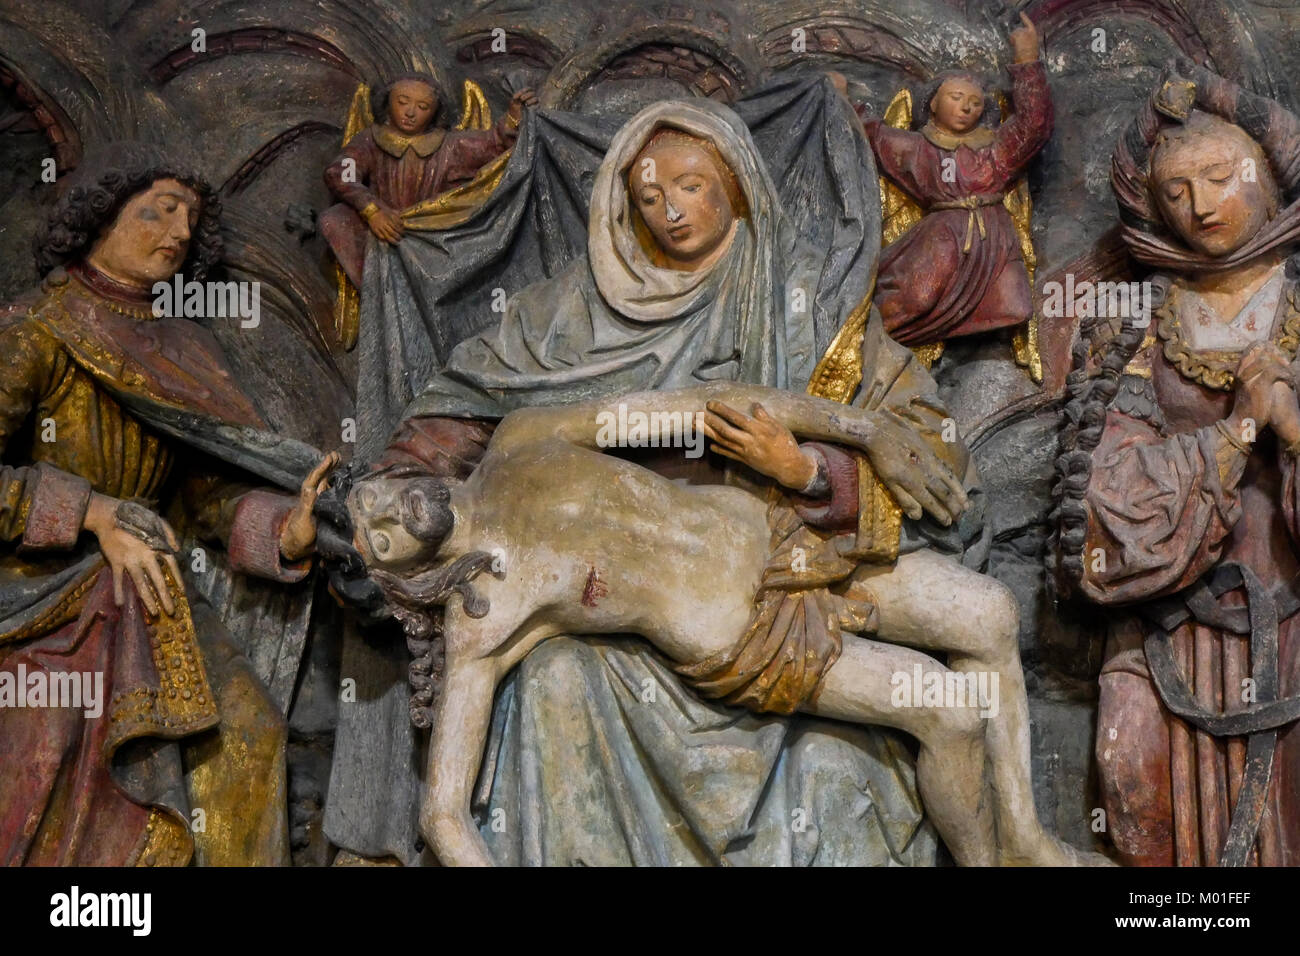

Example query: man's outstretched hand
[281,452,342,562]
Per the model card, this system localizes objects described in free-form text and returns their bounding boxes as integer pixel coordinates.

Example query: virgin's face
[87,178,199,287]
[388,80,437,135]
[929,78,985,136]
[630,142,735,270]
[1152,127,1273,258]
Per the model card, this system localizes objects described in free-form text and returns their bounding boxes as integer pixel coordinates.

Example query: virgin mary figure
[327,93,962,866]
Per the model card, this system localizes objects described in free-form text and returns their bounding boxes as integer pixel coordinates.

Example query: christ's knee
[953,573,1020,663]
[908,693,986,754]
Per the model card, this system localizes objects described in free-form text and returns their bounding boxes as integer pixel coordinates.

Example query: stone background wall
[3,0,1298,863]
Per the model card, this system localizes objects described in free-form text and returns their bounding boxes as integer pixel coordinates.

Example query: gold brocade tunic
[0,266,300,867]
[1,303,175,505]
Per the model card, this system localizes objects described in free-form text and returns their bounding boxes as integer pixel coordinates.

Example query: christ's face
[1152,126,1274,258]
[87,178,199,288]
[630,142,735,270]
[388,80,438,135]
[349,477,444,571]
[929,78,985,136]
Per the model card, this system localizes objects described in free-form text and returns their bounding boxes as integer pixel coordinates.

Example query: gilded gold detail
[1155,282,1300,391]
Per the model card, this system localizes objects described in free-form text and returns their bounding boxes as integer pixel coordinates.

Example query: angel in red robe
[321,74,537,289]
[846,14,1053,348]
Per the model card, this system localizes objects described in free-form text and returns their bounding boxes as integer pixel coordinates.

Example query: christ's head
[349,471,454,573]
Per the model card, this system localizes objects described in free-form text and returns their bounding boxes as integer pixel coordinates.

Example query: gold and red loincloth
[674,499,878,715]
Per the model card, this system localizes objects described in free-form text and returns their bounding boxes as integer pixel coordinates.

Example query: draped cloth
[352,77,879,462]
[402,99,817,421]
[325,81,940,867]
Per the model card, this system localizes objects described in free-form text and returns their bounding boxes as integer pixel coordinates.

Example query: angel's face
[1152,122,1275,258]
[388,80,438,135]
[629,142,735,270]
[930,78,986,136]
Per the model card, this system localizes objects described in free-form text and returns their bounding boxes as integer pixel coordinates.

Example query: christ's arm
[490,382,968,524]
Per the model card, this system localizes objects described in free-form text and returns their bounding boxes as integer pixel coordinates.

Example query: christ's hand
[861,410,969,526]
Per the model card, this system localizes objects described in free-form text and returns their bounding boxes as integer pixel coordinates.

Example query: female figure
[327,97,962,867]
[1063,63,1300,865]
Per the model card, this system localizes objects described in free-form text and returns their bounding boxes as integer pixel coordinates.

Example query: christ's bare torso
[451,438,772,666]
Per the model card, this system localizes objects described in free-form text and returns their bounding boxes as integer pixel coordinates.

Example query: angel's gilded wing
[342,83,374,146]
[455,79,492,131]
[995,90,1043,383]
[879,89,923,246]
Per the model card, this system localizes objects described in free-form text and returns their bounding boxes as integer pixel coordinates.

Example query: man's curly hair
[33,142,224,279]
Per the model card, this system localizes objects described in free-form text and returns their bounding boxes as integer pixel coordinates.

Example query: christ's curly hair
[33,142,223,279]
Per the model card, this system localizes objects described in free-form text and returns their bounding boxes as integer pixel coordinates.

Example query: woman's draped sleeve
[1079,408,1246,604]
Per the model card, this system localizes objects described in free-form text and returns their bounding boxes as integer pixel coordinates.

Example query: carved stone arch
[451,29,563,71]
[754,1,1005,82]
[1024,0,1281,100]
[148,29,363,86]
[539,24,754,108]
[124,0,438,89]
[0,58,81,173]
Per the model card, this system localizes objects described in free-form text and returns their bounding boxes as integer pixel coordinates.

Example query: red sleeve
[1078,411,1244,605]
[375,415,495,480]
[790,442,860,533]
[436,117,518,186]
[324,131,378,213]
[225,490,310,583]
[862,120,932,203]
[990,60,1054,177]
[12,464,91,550]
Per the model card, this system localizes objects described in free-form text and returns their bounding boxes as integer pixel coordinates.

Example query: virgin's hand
[703,402,818,490]
[83,493,183,617]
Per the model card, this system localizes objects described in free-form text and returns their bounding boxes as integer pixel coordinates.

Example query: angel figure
[834,13,1053,378]
[321,74,538,348]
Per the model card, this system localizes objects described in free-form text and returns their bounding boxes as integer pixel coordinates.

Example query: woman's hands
[83,493,183,617]
[1227,342,1294,439]
[281,452,342,562]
